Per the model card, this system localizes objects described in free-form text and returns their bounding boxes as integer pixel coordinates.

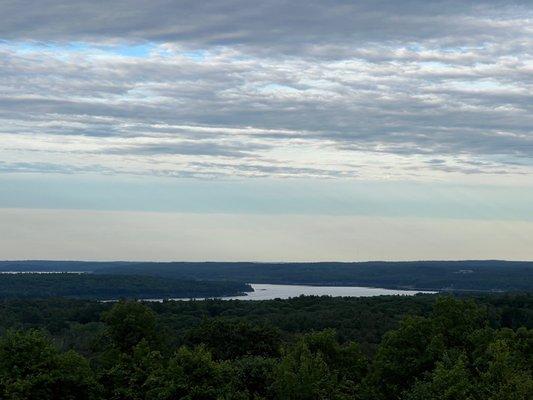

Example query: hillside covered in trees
[0,293,531,399]
[1,260,532,292]
[0,273,251,300]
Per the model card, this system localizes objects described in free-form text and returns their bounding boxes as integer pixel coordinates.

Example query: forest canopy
[0,293,531,399]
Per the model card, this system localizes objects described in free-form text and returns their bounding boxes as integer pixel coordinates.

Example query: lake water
[159,283,434,301]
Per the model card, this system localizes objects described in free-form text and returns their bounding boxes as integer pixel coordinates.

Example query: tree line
[0,273,251,300]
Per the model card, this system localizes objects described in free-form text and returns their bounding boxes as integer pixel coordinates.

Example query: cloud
[1,1,531,52]
[0,161,117,175]
[0,0,531,180]
[104,141,271,158]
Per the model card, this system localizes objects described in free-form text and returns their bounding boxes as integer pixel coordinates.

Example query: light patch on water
[143,283,435,302]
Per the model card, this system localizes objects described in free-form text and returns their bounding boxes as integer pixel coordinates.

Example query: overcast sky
[0,0,532,261]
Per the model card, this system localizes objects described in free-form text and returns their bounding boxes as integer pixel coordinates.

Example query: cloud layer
[0,0,532,180]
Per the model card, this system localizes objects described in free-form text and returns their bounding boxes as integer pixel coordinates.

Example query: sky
[0,0,532,261]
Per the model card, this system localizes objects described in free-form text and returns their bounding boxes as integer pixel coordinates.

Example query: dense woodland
[0,293,531,399]
[0,273,251,300]
[2,260,532,292]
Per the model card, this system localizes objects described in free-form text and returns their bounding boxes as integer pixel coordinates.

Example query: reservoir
[159,283,435,301]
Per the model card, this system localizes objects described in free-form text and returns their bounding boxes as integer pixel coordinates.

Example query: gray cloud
[0,0,531,179]
[0,1,530,52]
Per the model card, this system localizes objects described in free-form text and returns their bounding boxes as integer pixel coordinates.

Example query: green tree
[102,300,158,352]
[0,330,100,400]
[232,356,277,399]
[272,340,338,400]
[403,353,476,400]
[300,329,367,385]
[362,315,435,399]
[146,345,236,400]
[429,297,487,350]
[185,318,281,360]
[476,330,533,400]
[100,339,163,400]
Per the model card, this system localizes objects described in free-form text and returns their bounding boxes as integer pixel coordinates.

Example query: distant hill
[0,260,135,272]
[1,260,532,292]
[0,273,251,300]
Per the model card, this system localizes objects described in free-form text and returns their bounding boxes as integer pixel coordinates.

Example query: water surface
[161,283,434,301]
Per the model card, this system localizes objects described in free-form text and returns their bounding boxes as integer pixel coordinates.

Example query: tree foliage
[0,295,530,399]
